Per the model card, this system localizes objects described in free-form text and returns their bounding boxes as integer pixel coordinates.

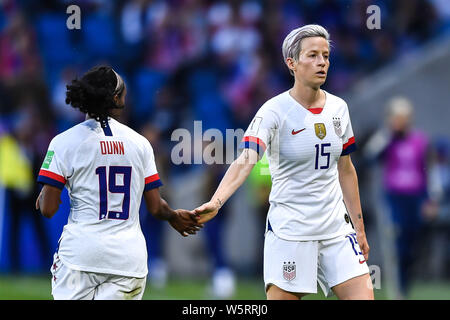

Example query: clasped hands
[170,200,221,237]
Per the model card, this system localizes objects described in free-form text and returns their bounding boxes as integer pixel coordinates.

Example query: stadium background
[0,0,449,300]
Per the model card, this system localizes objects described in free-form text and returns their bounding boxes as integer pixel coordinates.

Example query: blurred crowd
[362,96,450,298]
[0,0,449,298]
[1,0,448,133]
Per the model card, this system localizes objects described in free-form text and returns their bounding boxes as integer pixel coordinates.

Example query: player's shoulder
[325,90,348,109]
[264,90,290,109]
[109,118,153,151]
[49,120,92,149]
[110,119,149,143]
[256,90,291,118]
[324,90,351,117]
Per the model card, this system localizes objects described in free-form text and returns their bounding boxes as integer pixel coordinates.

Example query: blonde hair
[387,96,413,118]
[282,24,330,75]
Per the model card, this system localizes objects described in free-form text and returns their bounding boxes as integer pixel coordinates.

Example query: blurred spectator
[421,137,450,279]
[50,66,84,131]
[427,138,450,222]
[139,122,173,289]
[431,0,450,32]
[364,96,431,298]
[119,0,149,73]
[0,11,41,85]
[0,106,52,273]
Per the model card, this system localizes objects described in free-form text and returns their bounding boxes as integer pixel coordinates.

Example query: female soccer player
[194,25,374,300]
[35,65,202,300]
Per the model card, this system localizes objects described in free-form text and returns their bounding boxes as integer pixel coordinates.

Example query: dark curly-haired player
[36,65,202,300]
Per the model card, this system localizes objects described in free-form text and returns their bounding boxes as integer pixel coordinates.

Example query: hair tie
[111,69,124,96]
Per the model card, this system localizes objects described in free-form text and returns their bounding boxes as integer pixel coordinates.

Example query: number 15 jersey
[240,90,356,241]
[37,118,162,278]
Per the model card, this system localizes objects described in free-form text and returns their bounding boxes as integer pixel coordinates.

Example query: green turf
[143,277,267,300]
[0,275,449,300]
[0,275,53,300]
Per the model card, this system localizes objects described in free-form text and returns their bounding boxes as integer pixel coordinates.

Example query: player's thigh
[264,231,318,298]
[318,233,372,300]
[93,275,147,300]
[51,254,98,300]
[332,273,374,300]
[266,284,307,300]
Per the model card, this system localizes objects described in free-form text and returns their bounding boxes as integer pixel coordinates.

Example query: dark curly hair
[65,65,125,124]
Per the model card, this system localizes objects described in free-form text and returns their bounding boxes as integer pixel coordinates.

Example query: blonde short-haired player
[35,65,202,300]
[195,25,374,300]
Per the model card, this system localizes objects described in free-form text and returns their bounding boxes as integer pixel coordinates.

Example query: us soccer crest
[283,261,296,281]
[314,123,326,140]
[333,117,342,136]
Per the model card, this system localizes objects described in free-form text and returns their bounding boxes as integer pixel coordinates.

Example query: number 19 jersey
[240,90,356,241]
[37,118,162,278]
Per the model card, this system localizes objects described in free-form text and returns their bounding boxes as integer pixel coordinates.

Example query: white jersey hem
[267,227,354,242]
[58,255,148,279]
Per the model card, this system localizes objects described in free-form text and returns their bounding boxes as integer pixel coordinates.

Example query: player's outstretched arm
[338,155,370,261]
[194,148,259,224]
[143,188,203,237]
[35,185,62,218]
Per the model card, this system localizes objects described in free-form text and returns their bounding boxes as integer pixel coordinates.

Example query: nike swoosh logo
[291,128,306,135]
[359,259,366,264]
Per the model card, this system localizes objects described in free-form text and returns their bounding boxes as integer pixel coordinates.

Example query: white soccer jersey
[37,117,162,278]
[240,90,356,241]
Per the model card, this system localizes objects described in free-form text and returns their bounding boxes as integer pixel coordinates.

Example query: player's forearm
[152,198,176,221]
[339,165,366,233]
[210,151,256,209]
[37,185,62,219]
[39,197,59,219]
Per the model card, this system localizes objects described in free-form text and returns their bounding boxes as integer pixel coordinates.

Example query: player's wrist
[164,208,178,222]
[211,198,223,210]
[355,227,366,236]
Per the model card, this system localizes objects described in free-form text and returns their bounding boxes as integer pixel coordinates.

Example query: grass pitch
[0,274,449,300]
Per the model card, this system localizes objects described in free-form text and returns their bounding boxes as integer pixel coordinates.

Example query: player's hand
[193,201,220,224]
[169,209,203,237]
[356,231,370,261]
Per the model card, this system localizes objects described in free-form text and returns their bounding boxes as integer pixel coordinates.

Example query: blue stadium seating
[82,13,118,61]
[34,13,78,68]
[132,68,168,124]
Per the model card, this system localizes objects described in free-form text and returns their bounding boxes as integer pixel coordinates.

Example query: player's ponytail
[65,65,125,125]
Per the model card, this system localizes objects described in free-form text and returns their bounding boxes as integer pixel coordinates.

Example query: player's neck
[85,114,120,122]
[290,83,323,109]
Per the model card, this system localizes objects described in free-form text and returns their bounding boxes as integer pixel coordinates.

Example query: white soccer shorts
[50,253,146,300]
[263,231,370,297]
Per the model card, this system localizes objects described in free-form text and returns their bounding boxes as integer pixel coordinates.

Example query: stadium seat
[193,92,231,134]
[187,69,219,98]
[132,68,168,123]
[82,13,118,61]
[34,13,79,68]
